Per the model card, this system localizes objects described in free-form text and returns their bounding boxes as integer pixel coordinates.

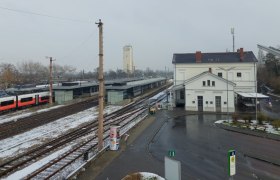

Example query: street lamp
[218,67,235,123]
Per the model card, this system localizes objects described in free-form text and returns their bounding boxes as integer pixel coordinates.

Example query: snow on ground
[140,172,165,180]
[0,105,64,125]
[215,119,280,135]
[5,145,73,180]
[123,172,165,180]
[214,120,227,124]
[0,105,122,159]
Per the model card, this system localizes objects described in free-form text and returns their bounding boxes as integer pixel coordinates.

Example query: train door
[16,96,18,108]
[35,95,39,105]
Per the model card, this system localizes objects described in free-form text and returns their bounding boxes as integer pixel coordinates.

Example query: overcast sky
[0,0,279,72]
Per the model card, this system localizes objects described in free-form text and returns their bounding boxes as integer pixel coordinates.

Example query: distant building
[172,48,258,112]
[123,45,134,73]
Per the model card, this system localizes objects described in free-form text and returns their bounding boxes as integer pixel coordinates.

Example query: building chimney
[195,51,202,63]
[239,48,244,61]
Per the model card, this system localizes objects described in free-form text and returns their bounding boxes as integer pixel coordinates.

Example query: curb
[215,123,280,166]
[215,123,280,142]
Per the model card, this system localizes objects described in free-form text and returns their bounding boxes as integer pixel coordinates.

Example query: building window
[210,101,213,104]
[207,80,210,86]
[218,72,222,77]
[212,81,215,86]
[224,102,227,105]
[192,101,195,104]
[203,81,206,86]
[237,72,242,77]
[206,101,208,104]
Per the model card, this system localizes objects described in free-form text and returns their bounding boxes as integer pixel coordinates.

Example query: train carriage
[38,91,50,104]
[0,96,17,112]
[17,93,37,108]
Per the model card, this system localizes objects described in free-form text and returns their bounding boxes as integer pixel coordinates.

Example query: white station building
[172,48,258,112]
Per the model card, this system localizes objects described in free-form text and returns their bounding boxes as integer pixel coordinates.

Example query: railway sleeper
[3,165,13,168]
[35,173,50,179]
[64,157,75,162]
[56,161,67,166]
[72,152,82,157]
[69,155,79,160]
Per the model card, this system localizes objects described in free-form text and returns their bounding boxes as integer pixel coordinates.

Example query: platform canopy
[172,84,184,91]
[236,92,269,98]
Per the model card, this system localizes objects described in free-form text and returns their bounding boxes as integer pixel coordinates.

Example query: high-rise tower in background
[123,45,134,73]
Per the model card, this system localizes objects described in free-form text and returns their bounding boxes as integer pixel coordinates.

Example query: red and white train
[0,92,50,113]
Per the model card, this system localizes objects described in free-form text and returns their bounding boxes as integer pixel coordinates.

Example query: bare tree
[17,61,48,84]
[0,63,19,89]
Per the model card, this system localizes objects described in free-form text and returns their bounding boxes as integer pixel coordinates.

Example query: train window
[1,100,14,106]
[41,96,49,100]
[20,97,33,102]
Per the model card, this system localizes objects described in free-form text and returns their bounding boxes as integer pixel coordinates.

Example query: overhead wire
[59,29,97,60]
[0,5,98,68]
[0,6,91,23]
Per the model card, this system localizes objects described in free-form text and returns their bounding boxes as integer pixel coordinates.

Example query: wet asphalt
[93,109,280,180]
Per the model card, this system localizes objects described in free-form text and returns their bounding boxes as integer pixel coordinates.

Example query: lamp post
[218,67,235,122]
[254,62,258,122]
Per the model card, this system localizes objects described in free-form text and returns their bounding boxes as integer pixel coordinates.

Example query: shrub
[257,113,267,125]
[267,116,275,123]
[232,113,238,124]
[271,120,280,129]
[247,115,253,123]
[242,114,253,124]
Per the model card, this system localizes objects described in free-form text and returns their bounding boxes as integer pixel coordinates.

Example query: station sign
[168,150,175,157]
[228,150,236,176]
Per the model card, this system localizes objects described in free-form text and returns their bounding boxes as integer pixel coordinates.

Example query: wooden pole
[96,19,104,151]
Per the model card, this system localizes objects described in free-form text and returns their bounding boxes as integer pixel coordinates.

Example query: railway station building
[106,78,167,105]
[52,78,167,105]
[53,81,99,104]
[172,48,261,112]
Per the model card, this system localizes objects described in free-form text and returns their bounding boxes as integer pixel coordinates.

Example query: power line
[0,6,91,23]
[59,29,97,59]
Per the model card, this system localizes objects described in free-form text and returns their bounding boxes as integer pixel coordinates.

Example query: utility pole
[254,62,258,122]
[47,57,55,105]
[96,19,104,151]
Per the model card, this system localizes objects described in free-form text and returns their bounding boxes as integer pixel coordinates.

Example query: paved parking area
[78,109,280,180]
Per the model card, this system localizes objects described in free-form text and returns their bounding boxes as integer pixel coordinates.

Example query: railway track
[0,97,98,140]
[0,84,171,178]
[24,108,146,179]
[0,106,144,178]
[0,84,170,140]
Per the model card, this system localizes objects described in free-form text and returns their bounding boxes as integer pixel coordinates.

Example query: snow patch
[0,105,122,159]
[5,145,73,180]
